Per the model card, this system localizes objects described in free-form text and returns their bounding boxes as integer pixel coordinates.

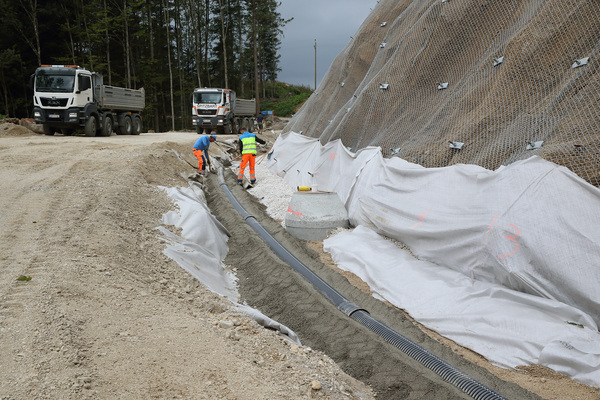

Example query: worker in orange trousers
[237,128,265,185]
[193,134,216,174]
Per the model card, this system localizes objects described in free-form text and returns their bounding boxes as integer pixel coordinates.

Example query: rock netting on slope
[285,0,600,186]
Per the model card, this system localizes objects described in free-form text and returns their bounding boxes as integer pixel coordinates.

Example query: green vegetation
[260,82,313,117]
[16,275,32,282]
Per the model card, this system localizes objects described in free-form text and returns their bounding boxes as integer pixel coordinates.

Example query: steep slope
[285,0,600,185]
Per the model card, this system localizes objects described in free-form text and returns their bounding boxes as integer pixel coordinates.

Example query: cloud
[277,0,377,88]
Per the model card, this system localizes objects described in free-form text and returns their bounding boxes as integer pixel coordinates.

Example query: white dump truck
[191,88,256,134]
[31,65,145,136]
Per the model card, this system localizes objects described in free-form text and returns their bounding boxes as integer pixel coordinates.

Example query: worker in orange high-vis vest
[237,128,265,185]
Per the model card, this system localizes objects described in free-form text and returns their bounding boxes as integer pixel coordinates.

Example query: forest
[0,0,290,132]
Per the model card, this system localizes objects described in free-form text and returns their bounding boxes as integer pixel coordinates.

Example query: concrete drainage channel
[216,167,508,400]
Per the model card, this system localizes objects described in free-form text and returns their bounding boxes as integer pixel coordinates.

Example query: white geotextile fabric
[158,182,301,345]
[267,132,600,387]
[324,226,600,386]
[160,182,238,302]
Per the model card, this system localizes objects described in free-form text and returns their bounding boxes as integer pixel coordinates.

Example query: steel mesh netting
[284,0,600,186]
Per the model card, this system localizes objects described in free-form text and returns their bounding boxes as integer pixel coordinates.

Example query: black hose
[216,166,508,400]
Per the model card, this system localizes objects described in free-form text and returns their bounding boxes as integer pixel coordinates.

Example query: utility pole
[314,39,317,90]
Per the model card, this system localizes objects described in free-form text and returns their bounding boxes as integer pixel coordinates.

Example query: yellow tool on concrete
[297,186,312,191]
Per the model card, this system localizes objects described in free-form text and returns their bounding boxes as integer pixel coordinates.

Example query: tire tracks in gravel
[205,171,543,400]
[0,145,98,398]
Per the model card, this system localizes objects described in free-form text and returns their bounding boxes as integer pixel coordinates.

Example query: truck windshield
[194,92,222,104]
[35,74,75,93]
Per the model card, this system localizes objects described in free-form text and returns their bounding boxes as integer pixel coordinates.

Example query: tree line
[0,0,289,132]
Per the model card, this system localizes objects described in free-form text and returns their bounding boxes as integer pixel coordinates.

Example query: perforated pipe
[217,167,508,400]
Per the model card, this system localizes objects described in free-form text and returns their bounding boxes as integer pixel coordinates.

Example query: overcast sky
[276,0,378,89]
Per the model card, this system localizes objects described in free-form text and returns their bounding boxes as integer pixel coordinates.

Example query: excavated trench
[203,169,543,400]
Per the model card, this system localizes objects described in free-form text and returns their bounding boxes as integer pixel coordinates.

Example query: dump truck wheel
[132,116,142,135]
[100,116,113,137]
[43,125,55,136]
[118,115,132,135]
[196,126,202,134]
[84,116,97,137]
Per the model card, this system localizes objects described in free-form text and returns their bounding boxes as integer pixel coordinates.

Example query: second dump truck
[31,65,145,136]
[191,88,256,134]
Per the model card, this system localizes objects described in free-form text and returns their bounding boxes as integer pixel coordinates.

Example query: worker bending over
[193,134,216,174]
[237,128,265,185]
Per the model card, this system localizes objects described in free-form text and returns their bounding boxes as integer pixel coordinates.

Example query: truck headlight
[34,111,41,118]
[218,119,223,123]
[69,112,78,118]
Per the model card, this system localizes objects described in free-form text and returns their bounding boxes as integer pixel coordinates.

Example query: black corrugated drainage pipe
[216,167,508,400]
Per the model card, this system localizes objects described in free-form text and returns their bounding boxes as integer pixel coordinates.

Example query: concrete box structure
[285,191,349,240]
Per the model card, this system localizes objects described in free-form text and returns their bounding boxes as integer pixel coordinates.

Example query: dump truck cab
[32,65,97,135]
[192,88,256,134]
